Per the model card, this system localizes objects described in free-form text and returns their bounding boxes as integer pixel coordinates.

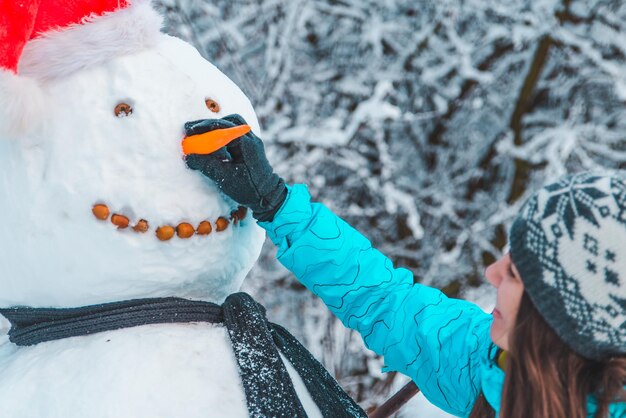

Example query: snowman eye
[205,99,220,113]
[114,103,133,117]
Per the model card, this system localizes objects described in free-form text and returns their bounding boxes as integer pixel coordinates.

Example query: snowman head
[0,0,265,307]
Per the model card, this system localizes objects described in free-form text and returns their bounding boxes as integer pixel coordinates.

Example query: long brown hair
[470,293,626,418]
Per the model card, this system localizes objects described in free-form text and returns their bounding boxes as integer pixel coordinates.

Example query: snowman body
[0,3,322,416]
[0,324,320,417]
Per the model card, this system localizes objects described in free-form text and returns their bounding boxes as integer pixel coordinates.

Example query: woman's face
[485,253,525,350]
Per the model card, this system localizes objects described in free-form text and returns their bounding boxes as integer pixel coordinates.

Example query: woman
[185,115,626,417]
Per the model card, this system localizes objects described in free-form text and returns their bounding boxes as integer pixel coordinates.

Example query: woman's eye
[114,103,133,117]
[205,98,220,113]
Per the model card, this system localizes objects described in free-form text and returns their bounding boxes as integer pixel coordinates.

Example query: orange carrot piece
[182,124,251,155]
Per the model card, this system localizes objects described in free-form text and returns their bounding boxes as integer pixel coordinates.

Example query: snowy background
[155,0,625,416]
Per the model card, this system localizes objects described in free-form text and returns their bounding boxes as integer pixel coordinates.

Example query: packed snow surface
[0,323,321,418]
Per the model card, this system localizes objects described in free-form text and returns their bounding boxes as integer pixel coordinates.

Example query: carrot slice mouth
[182,124,251,155]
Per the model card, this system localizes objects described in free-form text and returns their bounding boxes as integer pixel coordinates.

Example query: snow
[0,322,322,417]
[400,389,456,418]
[0,325,247,417]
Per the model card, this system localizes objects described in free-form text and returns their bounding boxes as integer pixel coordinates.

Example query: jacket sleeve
[260,184,494,416]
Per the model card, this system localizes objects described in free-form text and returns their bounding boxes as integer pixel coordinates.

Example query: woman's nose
[484,263,500,288]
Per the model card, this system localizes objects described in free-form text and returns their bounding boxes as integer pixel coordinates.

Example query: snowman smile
[91,203,248,241]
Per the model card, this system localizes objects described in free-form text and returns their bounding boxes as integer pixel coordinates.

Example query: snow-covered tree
[155,0,626,410]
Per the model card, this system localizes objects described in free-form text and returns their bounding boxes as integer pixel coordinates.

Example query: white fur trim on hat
[18,0,162,81]
[0,71,45,137]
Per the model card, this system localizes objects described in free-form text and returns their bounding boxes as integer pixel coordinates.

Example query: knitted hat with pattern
[509,171,626,361]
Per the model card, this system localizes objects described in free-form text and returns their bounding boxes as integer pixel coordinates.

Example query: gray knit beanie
[509,171,626,361]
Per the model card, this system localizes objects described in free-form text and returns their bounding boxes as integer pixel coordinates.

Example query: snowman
[0,1,364,417]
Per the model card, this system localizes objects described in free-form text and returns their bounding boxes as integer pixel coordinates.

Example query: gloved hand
[185,114,287,222]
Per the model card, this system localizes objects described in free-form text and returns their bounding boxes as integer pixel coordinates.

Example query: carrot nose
[182,124,251,155]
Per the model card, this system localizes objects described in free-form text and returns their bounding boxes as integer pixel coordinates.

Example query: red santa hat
[0,0,162,135]
[1,0,162,79]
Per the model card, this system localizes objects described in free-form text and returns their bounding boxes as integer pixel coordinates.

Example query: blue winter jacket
[260,185,626,417]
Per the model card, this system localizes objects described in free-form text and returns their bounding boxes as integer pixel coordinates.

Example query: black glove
[185,114,288,222]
